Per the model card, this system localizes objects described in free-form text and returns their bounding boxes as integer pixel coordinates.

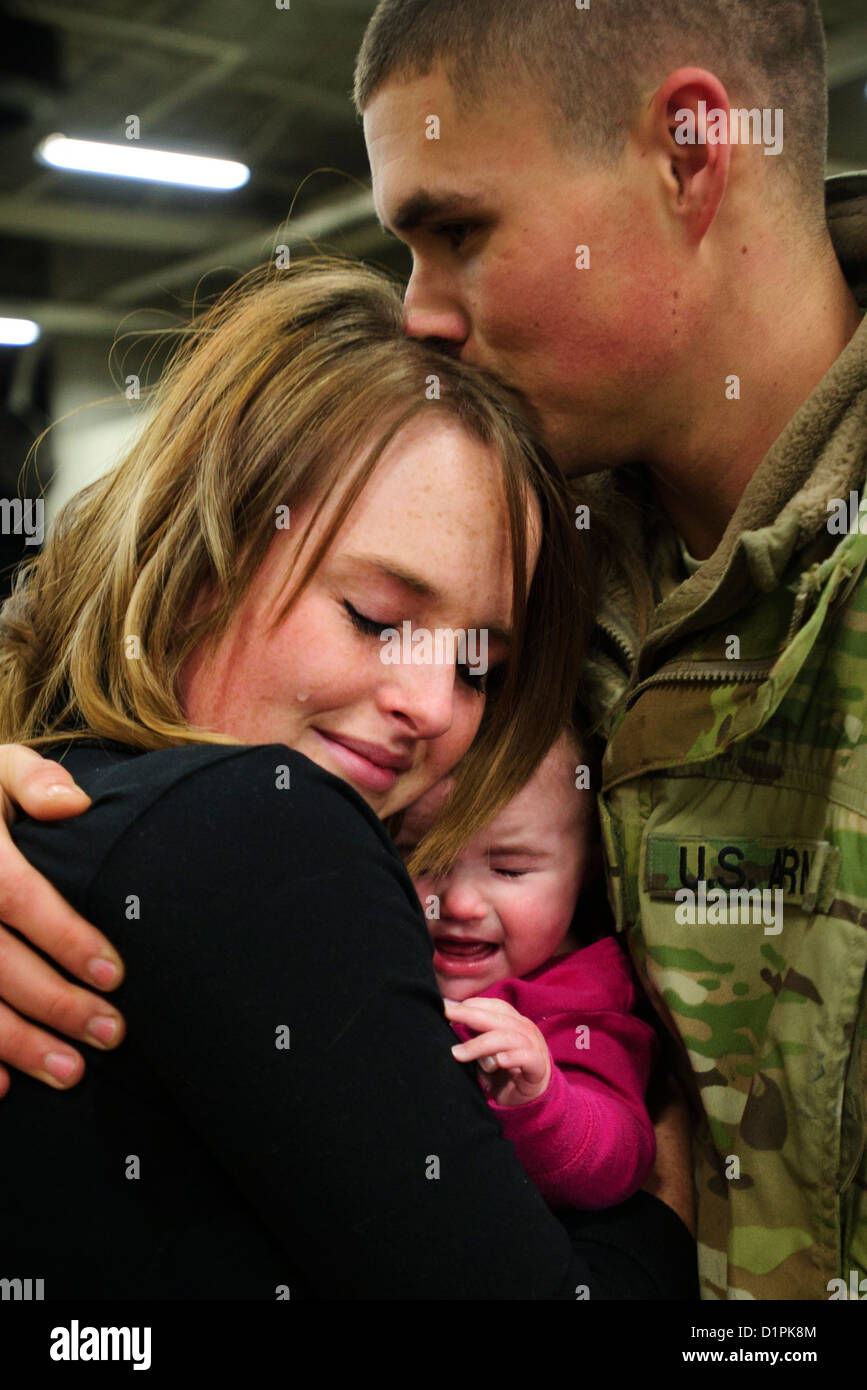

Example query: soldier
[0,0,864,1300]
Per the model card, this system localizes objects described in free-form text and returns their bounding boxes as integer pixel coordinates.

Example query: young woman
[0,259,696,1298]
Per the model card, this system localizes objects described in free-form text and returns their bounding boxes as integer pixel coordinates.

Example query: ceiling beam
[102,188,379,304]
[0,299,170,337]
[0,197,263,252]
[0,226,398,340]
[10,1,351,123]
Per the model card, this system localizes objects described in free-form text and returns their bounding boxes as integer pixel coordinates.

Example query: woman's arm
[0,745,126,1094]
[21,743,695,1300]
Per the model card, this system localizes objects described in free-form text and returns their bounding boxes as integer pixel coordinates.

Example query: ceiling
[1,0,865,586]
[1,0,866,343]
[0,0,396,342]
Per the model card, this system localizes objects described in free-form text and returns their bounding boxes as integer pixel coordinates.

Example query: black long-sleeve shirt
[3,741,697,1300]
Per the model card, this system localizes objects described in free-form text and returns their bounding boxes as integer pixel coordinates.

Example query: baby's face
[398,735,594,1001]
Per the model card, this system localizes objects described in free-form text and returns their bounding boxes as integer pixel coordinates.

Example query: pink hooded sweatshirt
[449,936,658,1209]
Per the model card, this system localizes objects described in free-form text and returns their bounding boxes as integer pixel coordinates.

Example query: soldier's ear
[640,65,732,244]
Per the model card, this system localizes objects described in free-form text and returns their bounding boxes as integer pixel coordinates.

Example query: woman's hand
[445,996,552,1106]
[0,744,126,1096]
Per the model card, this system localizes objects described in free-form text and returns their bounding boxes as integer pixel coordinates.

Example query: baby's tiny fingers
[446,995,519,1018]
[444,1000,525,1034]
[451,1029,520,1064]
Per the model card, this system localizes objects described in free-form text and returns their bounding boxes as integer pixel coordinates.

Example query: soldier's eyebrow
[380,190,483,237]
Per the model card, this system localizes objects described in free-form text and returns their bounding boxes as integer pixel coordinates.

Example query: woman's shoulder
[14,740,403,911]
[59,739,382,825]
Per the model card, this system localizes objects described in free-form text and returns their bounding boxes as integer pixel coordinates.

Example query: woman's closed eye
[457,661,488,696]
[343,599,392,639]
[344,601,490,695]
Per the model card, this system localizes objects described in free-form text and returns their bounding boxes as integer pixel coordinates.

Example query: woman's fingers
[0,744,92,826]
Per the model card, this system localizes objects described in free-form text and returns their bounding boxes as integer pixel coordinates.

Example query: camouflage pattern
[586,174,867,1300]
[594,498,867,1299]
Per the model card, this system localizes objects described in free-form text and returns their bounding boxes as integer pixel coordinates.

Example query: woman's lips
[312,728,404,792]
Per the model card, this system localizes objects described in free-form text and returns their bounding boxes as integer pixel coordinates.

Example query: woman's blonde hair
[0,257,594,871]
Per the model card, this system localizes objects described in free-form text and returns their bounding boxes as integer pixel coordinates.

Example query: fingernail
[88,957,118,988]
[450,1043,467,1058]
[87,1016,118,1046]
[479,1055,498,1073]
[45,1052,77,1083]
[44,782,88,799]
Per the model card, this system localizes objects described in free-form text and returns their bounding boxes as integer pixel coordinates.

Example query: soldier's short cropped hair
[354,0,828,219]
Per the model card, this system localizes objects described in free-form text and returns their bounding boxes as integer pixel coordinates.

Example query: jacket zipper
[623,554,846,711]
[625,659,773,710]
[596,617,636,671]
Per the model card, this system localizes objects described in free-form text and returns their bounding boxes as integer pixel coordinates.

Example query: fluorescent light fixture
[0,317,40,346]
[35,134,250,190]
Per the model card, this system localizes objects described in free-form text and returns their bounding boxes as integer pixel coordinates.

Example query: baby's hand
[444,997,552,1107]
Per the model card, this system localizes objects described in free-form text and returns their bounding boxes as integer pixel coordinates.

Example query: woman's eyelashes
[458,663,487,696]
[343,601,488,695]
[343,599,390,638]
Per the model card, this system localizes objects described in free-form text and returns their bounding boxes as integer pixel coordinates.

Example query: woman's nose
[378,662,463,741]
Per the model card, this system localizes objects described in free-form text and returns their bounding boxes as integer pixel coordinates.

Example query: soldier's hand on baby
[444,997,552,1107]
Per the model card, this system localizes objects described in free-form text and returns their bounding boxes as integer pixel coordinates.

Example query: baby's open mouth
[434,938,498,961]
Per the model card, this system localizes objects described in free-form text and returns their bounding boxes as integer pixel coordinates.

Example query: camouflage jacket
[587,173,867,1300]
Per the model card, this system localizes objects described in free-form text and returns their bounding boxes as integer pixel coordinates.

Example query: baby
[396,727,658,1211]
